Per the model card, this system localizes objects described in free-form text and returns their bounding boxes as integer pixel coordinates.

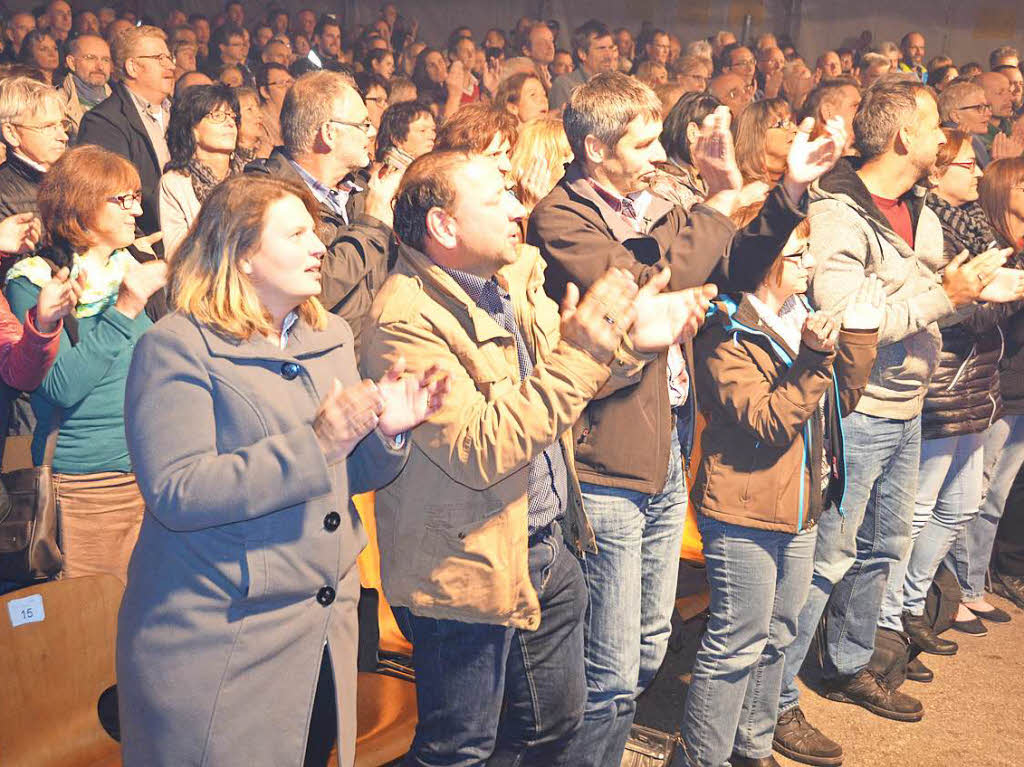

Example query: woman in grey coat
[117,176,448,767]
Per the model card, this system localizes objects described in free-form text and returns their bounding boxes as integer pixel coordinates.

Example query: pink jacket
[0,292,60,391]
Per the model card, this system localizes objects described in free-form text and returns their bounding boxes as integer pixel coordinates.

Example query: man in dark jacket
[246,70,398,349]
[527,71,844,767]
[0,75,68,218]
[78,25,174,237]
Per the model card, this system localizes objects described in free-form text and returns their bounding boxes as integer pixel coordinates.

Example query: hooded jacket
[806,159,955,420]
[691,293,877,533]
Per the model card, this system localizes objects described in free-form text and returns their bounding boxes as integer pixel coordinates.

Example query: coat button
[280,362,301,380]
[323,512,341,531]
[316,586,336,606]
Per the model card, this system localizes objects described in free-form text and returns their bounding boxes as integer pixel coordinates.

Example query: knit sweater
[805,160,956,420]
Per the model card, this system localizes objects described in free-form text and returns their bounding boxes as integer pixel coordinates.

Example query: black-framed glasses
[957,103,992,113]
[782,241,812,265]
[134,52,175,66]
[328,118,374,134]
[107,191,143,210]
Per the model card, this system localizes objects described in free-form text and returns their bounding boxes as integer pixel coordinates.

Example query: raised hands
[35,266,86,333]
[991,131,1024,162]
[0,212,41,255]
[313,379,384,464]
[842,274,886,331]
[801,311,839,353]
[375,356,451,437]
[116,260,168,319]
[783,116,847,200]
[560,268,639,364]
[942,247,1012,307]
[630,267,717,350]
[693,106,743,198]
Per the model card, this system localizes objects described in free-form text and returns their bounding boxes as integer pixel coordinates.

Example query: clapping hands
[783,117,847,199]
[841,274,886,331]
[35,266,86,333]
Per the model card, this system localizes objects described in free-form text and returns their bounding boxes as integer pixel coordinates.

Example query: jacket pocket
[241,539,268,601]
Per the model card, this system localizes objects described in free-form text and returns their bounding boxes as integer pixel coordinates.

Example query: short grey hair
[280,70,357,154]
[937,81,983,123]
[853,79,932,160]
[0,75,65,141]
[563,71,661,161]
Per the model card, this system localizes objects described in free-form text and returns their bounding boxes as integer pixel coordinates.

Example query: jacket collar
[707,293,805,364]
[561,161,676,244]
[3,150,45,183]
[193,313,346,361]
[393,242,547,345]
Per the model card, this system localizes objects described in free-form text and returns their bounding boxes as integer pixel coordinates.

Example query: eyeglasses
[267,79,295,89]
[328,118,374,134]
[9,119,72,136]
[948,159,977,171]
[769,117,795,130]
[365,96,388,106]
[204,110,237,124]
[107,191,143,210]
[730,58,756,68]
[133,52,175,66]
[76,53,112,65]
[782,242,812,265]
[957,103,992,113]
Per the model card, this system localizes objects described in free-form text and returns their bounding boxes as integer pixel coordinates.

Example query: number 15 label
[7,593,45,627]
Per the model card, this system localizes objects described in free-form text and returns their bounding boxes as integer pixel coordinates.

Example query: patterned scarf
[186,158,224,205]
[926,193,996,256]
[4,250,136,318]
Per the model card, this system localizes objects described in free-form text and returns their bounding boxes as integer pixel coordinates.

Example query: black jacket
[77,82,163,237]
[0,151,43,219]
[245,149,391,350]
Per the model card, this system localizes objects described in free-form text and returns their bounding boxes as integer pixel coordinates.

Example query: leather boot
[992,572,1024,609]
[824,668,924,722]
[902,611,958,655]
[730,753,780,766]
[772,706,843,766]
[905,656,933,683]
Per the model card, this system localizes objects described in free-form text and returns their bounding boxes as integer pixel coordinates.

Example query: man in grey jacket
[772,78,1020,766]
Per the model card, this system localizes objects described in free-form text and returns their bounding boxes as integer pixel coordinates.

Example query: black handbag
[0,416,62,583]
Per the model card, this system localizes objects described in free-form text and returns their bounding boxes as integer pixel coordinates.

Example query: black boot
[992,572,1024,609]
[772,706,843,766]
[902,611,958,655]
[824,668,924,722]
[905,656,933,683]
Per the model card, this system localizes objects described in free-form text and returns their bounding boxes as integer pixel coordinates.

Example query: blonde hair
[170,175,327,340]
[0,75,64,128]
[510,115,572,211]
[111,25,167,74]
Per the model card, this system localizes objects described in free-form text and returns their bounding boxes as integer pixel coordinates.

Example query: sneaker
[824,668,924,722]
[772,706,843,766]
[902,612,958,655]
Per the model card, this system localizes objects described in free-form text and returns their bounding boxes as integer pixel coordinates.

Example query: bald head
[975,71,1014,118]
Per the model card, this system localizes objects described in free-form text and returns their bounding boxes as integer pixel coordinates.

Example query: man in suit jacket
[78,25,174,237]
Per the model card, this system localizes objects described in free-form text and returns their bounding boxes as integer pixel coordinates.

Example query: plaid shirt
[440,266,567,533]
[287,156,361,225]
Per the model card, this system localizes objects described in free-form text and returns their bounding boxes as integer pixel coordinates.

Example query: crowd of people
[2,3,1024,767]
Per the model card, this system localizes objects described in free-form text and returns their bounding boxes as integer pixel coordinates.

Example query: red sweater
[0,294,61,391]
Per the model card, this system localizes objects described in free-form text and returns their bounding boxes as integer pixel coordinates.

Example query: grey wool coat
[116,311,408,767]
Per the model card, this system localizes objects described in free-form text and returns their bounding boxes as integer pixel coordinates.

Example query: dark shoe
[970,605,1012,623]
[902,612,958,655]
[823,668,924,722]
[951,616,988,636]
[992,573,1024,609]
[730,753,780,766]
[772,706,843,766]
[905,656,933,683]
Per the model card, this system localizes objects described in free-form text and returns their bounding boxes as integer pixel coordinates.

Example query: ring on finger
[603,314,616,325]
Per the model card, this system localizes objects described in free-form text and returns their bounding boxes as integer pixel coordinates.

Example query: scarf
[5,250,135,318]
[72,73,107,108]
[926,194,996,256]
[186,158,227,205]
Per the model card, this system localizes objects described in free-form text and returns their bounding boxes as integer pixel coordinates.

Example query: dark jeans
[394,520,587,767]
[303,648,337,767]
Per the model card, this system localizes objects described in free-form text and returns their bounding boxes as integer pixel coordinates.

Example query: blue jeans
[682,516,816,767]
[393,521,587,767]
[949,415,1024,600]
[569,428,687,767]
[779,413,920,711]
[879,431,985,626]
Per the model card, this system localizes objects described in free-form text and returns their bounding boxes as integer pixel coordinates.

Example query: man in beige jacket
[361,150,714,766]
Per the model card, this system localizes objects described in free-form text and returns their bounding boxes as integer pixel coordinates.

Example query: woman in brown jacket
[680,219,882,767]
